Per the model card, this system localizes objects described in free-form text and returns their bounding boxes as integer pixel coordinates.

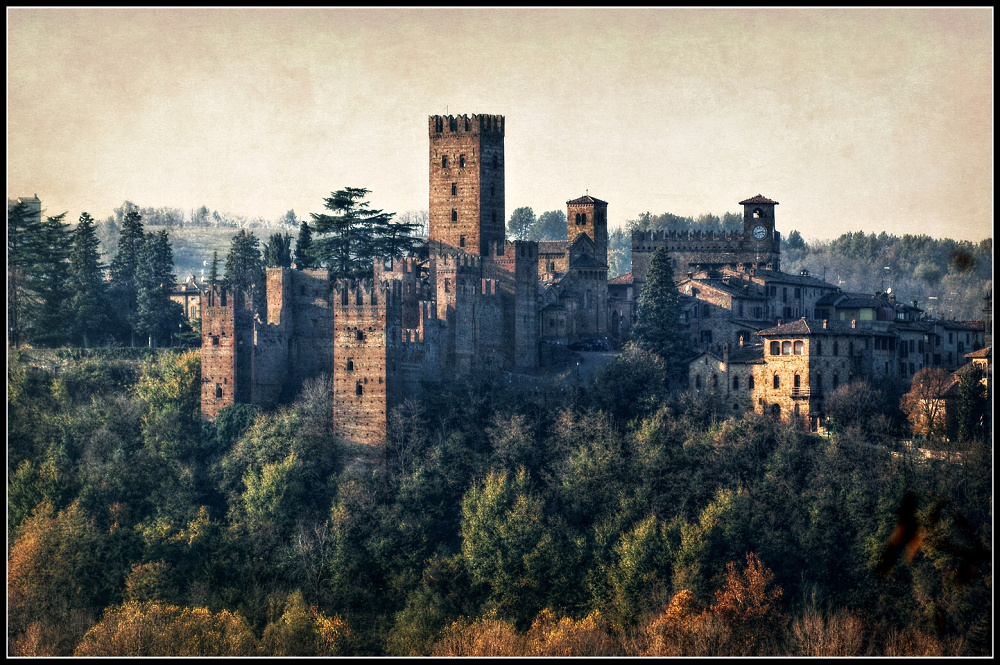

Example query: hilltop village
[198,113,989,442]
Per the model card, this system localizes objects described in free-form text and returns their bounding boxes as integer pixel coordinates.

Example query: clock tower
[740,194,778,243]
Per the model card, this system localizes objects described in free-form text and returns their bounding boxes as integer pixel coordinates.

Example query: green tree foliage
[310,187,418,279]
[32,212,74,346]
[506,206,536,241]
[109,209,146,344]
[207,249,220,285]
[67,213,109,348]
[294,220,316,270]
[135,230,182,348]
[263,232,293,268]
[631,248,690,384]
[528,209,567,241]
[260,590,353,656]
[223,229,265,311]
[7,201,45,347]
[954,367,987,442]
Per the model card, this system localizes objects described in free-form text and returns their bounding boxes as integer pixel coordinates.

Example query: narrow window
[460,235,466,248]
[783,287,788,302]
[833,373,840,390]
[782,341,792,355]
[833,341,839,356]
[794,373,801,388]
[356,382,363,396]
[356,330,364,342]
[215,384,222,398]
[733,375,740,390]
[794,287,801,298]
[212,336,220,346]
[816,340,822,356]
[451,182,457,196]
[459,155,466,168]
[451,209,457,222]
[442,156,448,168]
[346,358,354,372]
[749,375,755,390]
[582,213,587,224]
[712,374,718,388]
[696,375,702,389]
[773,374,780,389]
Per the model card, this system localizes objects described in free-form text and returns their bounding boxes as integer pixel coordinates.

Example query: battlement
[333,278,385,309]
[435,250,482,272]
[632,228,744,243]
[429,113,505,136]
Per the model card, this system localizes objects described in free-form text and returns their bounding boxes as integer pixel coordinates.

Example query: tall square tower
[428,114,505,255]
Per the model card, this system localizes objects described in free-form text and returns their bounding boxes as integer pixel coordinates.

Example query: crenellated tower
[428,114,505,255]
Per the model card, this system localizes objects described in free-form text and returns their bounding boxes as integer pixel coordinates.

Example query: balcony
[790,387,816,399]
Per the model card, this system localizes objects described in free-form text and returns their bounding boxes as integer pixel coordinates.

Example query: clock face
[752,225,767,240]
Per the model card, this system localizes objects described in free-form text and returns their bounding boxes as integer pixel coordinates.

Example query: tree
[528,210,567,241]
[208,250,220,286]
[135,230,180,348]
[109,210,147,345]
[785,230,806,251]
[954,366,987,443]
[224,230,265,311]
[263,233,293,268]
[7,201,45,347]
[900,367,953,440]
[507,207,536,241]
[67,212,109,348]
[310,187,416,279]
[294,221,315,270]
[631,248,689,384]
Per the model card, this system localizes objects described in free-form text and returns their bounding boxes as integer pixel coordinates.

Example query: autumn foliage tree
[900,367,953,439]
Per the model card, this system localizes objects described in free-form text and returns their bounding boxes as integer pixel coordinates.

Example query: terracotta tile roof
[728,345,765,363]
[965,346,991,359]
[739,194,779,205]
[566,195,608,205]
[752,269,838,289]
[608,271,633,285]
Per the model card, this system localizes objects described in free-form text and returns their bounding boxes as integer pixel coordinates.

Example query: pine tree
[109,209,146,345]
[294,221,315,270]
[224,230,264,312]
[631,248,689,384]
[263,233,293,268]
[67,212,109,348]
[7,201,45,348]
[32,213,73,347]
[135,230,180,348]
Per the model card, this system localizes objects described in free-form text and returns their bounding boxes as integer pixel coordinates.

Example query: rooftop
[566,195,608,205]
[739,194,779,205]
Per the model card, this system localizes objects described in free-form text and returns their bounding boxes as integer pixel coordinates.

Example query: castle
[199,113,987,439]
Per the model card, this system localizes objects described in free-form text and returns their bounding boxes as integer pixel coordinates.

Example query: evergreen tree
[955,367,988,443]
[294,221,315,270]
[7,201,45,348]
[109,210,146,345]
[135,230,181,348]
[224,230,265,312]
[67,213,109,348]
[310,187,416,279]
[631,248,689,385]
[263,233,293,268]
[32,213,73,347]
[208,250,220,286]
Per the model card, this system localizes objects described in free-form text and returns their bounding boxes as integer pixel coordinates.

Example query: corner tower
[429,114,505,255]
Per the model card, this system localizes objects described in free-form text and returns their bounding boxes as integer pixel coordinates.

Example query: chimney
[777,319,783,326]
[852,319,857,329]
[823,319,828,329]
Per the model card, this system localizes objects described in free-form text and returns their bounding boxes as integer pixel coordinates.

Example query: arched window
[794,403,800,416]
[833,373,839,390]
[733,375,740,390]
[833,341,839,356]
[459,155,466,168]
[773,374,780,389]
[770,341,780,355]
[749,375,755,390]
[451,209,457,222]
[356,330,364,342]
[794,373,801,388]
[215,384,222,398]
[582,213,587,224]
[451,182,457,196]
[356,382,363,396]
[771,403,781,417]
[782,341,792,355]
[346,358,354,372]
[815,373,822,391]
[442,156,448,168]
[575,213,581,225]
[793,340,804,355]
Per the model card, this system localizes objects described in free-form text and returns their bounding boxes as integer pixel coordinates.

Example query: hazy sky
[7,8,993,242]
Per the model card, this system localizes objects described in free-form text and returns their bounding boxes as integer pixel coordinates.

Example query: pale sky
[7,8,994,242]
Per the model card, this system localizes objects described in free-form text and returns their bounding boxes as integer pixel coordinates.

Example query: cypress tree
[208,250,220,286]
[7,201,45,348]
[263,233,293,268]
[224,230,265,312]
[32,213,73,347]
[109,209,146,345]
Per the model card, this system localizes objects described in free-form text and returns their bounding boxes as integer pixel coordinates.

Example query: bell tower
[567,195,609,266]
[428,114,505,255]
[740,194,778,243]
